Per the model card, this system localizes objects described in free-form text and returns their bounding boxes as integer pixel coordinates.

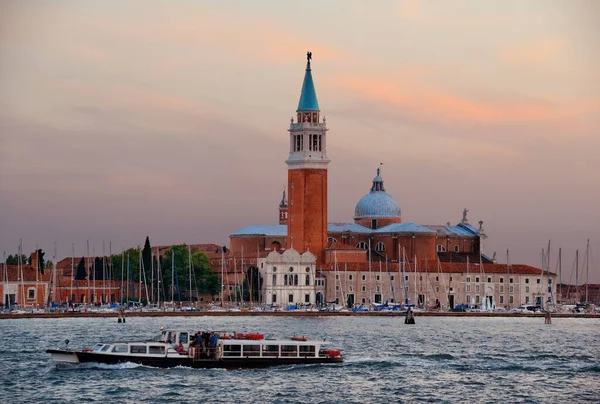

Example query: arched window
[327,237,337,243]
[356,241,368,250]
[305,274,310,286]
[375,242,385,252]
[272,274,277,286]
[284,274,288,286]
[294,274,299,286]
[437,244,446,252]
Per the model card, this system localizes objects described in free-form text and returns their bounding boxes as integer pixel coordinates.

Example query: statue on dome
[462,208,469,223]
[307,51,312,61]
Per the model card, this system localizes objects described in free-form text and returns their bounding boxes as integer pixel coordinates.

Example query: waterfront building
[225,53,557,310]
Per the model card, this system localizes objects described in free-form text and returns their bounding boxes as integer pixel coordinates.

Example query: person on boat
[174,343,187,355]
[208,332,218,359]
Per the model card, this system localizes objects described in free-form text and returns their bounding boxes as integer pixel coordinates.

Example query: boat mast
[233,255,238,305]
[3,251,9,310]
[70,244,74,306]
[547,240,551,309]
[52,241,57,305]
[467,255,470,307]
[401,248,408,305]
[240,246,244,305]
[19,239,24,308]
[121,250,124,305]
[558,248,562,303]
[256,242,261,306]
[188,244,192,306]
[505,250,509,309]
[585,239,589,304]
[220,249,225,306]
[368,239,372,306]
[575,249,579,303]
[414,254,417,305]
[171,249,175,306]
[155,248,160,308]
[102,240,106,305]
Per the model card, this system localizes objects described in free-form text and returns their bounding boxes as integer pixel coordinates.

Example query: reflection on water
[1,316,598,402]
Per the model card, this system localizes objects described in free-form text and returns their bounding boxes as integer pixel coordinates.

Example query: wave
[55,361,145,371]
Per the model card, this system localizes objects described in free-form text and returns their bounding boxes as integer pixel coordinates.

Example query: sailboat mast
[102,240,106,305]
[558,248,562,303]
[585,239,589,304]
[368,239,372,305]
[188,244,192,305]
[52,241,57,304]
[3,251,8,310]
[171,249,175,305]
[547,240,551,308]
[220,249,224,305]
[575,250,579,303]
[414,254,417,306]
[19,239,24,307]
[505,250,509,309]
[70,244,74,307]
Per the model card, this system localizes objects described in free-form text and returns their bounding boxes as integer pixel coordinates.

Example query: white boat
[47,329,343,369]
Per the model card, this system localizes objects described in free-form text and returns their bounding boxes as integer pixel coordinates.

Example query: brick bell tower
[286,51,329,262]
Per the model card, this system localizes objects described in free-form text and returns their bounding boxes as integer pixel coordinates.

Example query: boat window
[243,345,261,357]
[112,345,128,353]
[130,345,147,354]
[179,333,188,344]
[262,345,279,357]
[223,344,242,357]
[92,344,104,352]
[299,345,316,356]
[281,345,298,357]
[101,345,111,352]
[149,346,165,355]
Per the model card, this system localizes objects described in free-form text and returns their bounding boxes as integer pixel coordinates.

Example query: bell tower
[286,51,329,261]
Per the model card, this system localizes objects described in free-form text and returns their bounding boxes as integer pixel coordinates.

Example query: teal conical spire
[297,53,320,112]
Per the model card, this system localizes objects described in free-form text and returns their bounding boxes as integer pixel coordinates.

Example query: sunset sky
[1,1,598,281]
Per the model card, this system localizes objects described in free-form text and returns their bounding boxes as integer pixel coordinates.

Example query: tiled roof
[318,261,552,276]
[2,265,51,282]
[325,242,364,251]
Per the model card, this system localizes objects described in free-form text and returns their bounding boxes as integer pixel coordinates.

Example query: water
[1,316,598,403]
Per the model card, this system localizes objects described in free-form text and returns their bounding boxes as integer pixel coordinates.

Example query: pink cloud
[330,74,599,130]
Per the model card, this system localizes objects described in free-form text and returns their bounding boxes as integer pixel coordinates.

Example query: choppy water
[1,316,598,403]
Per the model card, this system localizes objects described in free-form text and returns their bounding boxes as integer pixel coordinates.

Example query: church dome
[354,169,401,219]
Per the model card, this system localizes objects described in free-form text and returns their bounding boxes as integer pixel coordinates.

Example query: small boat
[47,329,343,369]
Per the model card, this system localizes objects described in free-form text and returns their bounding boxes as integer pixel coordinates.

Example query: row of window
[436,245,461,253]
[272,266,312,273]
[223,344,316,357]
[210,259,256,265]
[277,274,311,286]
[271,294,312,303]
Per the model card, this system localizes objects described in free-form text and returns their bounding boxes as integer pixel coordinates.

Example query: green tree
[36,249,46,275]
[159,245,218,301]
[5,254,27,265]
[142,236,152,280]
[75,257,87,280]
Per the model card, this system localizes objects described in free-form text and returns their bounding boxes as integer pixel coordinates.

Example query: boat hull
[46,349,343,369]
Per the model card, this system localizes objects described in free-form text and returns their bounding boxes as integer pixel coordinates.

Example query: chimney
[30,252,38,269]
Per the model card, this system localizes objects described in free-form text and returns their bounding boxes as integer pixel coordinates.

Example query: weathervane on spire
[307,51,312,61]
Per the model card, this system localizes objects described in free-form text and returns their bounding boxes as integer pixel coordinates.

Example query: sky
[1,0,599,282]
